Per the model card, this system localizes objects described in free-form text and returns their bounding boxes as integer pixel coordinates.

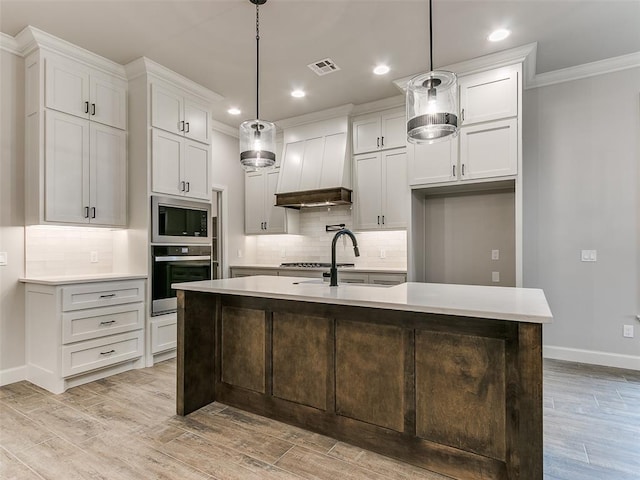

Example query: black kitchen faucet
[330,228,360,286]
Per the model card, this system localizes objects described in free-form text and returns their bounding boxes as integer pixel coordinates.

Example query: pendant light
[406,0,458,144]
[240,0,276,170]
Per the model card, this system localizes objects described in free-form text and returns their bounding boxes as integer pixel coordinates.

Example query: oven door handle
[154,255,211,262]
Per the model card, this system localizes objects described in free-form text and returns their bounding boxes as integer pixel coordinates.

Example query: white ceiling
[1,0,639,129]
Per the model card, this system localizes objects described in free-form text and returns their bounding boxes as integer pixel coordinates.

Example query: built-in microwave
[151,196,211,244]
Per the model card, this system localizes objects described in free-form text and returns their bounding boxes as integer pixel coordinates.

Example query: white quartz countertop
[173,275,553,324]
[20,273,147,285]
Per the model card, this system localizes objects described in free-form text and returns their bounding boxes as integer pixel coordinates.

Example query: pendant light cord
[429,0,433,71]
[255,2,260,121]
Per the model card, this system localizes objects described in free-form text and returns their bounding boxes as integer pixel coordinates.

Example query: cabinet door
[182,140,210,201]
[459,67,518,126]
[45,56,90,120]
[409,137,458,186]
[89,123,127,226]
[459,118,518,180]
[89,72,127,130]
[380,109,406,150]
[152,84,183,136]
[352,114,381,154]
[320,132,348,188]
[265,169,286,233]
[354,153,382,230]
[278,140,305,193]
[298,137,324,191]
[381,149,408,230]
[152,129,183,196]
[45,110,90,224]
[245,172,265,234]
[184,99,210,144]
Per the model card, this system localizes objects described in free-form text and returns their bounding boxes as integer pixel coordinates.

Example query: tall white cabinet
[25,42,128,227]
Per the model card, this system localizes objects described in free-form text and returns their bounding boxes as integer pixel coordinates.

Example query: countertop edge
[20,274,148,285]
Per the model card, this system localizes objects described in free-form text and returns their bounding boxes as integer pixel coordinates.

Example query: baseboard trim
[0,365,27,386]
[544,345,640,371]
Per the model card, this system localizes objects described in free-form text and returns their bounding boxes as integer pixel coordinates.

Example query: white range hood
[275,115,352,209]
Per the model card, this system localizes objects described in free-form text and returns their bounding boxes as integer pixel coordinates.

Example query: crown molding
[526,51,640,89]
[275,104,354,130]
[211,119,239,138]
[14,26,127,79]
[393,43,538,92]
[351,95,405,116]
[125,56,223,103]
[0,32,21,55]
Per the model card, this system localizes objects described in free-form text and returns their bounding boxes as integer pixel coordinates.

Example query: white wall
[523,67,640,369]
[0,49,26,383]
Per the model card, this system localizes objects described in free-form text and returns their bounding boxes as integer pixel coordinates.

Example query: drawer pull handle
[99,320,116,326]
[99,294,116,298]
[100,349,115,355]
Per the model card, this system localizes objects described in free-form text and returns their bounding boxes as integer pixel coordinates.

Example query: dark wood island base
[177,290,542,480]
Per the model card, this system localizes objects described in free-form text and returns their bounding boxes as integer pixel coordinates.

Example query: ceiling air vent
[308,58,340,76]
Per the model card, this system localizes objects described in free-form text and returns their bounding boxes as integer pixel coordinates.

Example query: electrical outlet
[581,250,597,262]
[237,249,243,258]
[90,251,98,263]
[380,249,386,259]
[0,252,7,266]
[491,249,500,260]
[492,271,500,282]
[623,325,634,338]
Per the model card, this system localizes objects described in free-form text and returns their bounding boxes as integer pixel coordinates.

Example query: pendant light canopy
[240,0,276,171]
[406,0,458,144]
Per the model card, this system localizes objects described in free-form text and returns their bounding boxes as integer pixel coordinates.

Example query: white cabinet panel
[459,118,518,180]
[299,137,324,191]
[278,140,305,193]
[89,123,127,226]
[45,57,89,120]
[62,303,144,344]
[90,73,127,130]
[265,169,285,233]
[152,84,183,135]
[320,132,348,187]
[380,109,406,150]
[245,168,297,234]
[352,116,380,154]
[409,138,458,186]
[245,172,266,234]
[184,99,210,144]
[352,107,405,154]
[62,280,145,311]
[183,140,210,200]
[151,316,177,354]
[381,149,408,229]
[460,67,518,126]
[152,129,183,196]
[45,110,90,224]
[354,153,383,230]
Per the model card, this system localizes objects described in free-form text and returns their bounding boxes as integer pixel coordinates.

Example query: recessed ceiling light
[291,89,306,98]
[488,29,511,42]
[227,107,241,115]
[373,64,390,75]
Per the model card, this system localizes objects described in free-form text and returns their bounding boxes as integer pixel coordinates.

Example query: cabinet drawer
[62,303,144,344]
[151,316,177,354]
[62,280,145,311]
[62,330,143,378]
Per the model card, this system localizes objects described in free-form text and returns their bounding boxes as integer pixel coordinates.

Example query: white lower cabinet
[24,278,146,394]
[230,267,406,285]
[151,314,178,354]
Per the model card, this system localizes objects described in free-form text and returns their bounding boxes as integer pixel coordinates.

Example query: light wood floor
[1,358,639,480]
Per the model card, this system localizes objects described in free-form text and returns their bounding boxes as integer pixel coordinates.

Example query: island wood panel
[272,312,331,410]
[178,293,543,480]
[220,306,266,393]
[335,320,406,432]
[415,330,506,460]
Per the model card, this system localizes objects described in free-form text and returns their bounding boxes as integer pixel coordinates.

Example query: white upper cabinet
[408,137,458,186]
[45,110,126,226]
[245,168,298,235]
[354,148,408,231]
[151,129,210,201]
[459,118,518,180]
[45,53,127,130]
[352,107,405,154]
[459,66,518,126]
[152,84,211,144]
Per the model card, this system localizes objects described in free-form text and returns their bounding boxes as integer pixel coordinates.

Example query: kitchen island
[173,276,552,480]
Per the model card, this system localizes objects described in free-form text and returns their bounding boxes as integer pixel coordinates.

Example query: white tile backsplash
[25,225,115,277]
[254,206,407,269]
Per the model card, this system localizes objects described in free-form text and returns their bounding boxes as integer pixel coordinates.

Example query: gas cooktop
[280,262,354,268]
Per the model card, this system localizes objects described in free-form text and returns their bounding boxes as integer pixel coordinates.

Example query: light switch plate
[491,249,500,260]
[0,252,7,266]
[581,250,597,262]
[623,325,634,338]
[492,271,500,282]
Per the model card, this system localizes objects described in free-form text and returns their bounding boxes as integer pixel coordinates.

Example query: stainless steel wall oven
[151,245,211,316]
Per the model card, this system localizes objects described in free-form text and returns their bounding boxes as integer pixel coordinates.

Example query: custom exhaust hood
[274,114,352,209]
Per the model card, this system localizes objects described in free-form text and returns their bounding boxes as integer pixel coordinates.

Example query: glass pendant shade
[406,70,458,144]
[239,119,276,170]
